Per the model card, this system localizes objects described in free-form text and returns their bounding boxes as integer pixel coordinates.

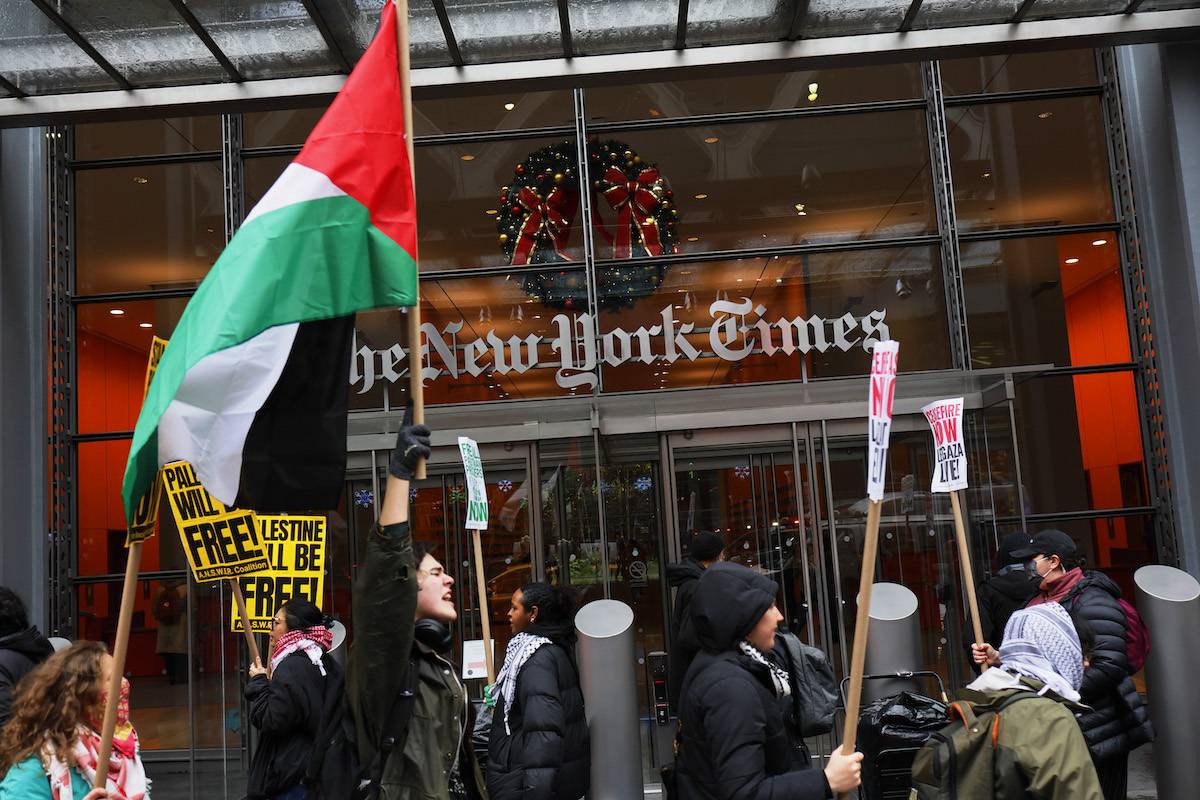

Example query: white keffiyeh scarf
[494,632,552,733]
[739,641,792,697]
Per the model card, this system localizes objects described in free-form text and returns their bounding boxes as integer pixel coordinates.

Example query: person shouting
[245,598,333,800]
[677,561,862,799]
[347,411,487,800]
[487,582,589,800]
[0,640,148,800]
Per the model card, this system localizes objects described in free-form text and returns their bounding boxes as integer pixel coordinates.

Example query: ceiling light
[109,309,124,316]
[132,176,148,184]
[1065,257,1080,265]
[807,82,819,102]
[776,278,783,284]
[686,236,699,242]
[485,209,498,215]
[648,108,662,117]
[503,102,515,111]
[693,193,708,200]
[703,136,720,144]
[1092,239,1108,246]
[674,305,683,310]
[981,172,991,179]
[736,278,743,282]
[1037,111,1053,120]
[680,270,691,275]
[459,154,475,161]
[138,322,152,329]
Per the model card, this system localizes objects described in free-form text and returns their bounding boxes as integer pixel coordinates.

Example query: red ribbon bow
[512,186,577,266]
[600,166,664,259]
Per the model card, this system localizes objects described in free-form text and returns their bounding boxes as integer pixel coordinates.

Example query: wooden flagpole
[395,0,426,480]
[838,500,882,800]
[94,541,143,788]
[471,529,496,683]
[230,579,263,665]
[950,490,985,646]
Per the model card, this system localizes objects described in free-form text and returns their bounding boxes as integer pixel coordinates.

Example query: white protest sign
[867,340,899,502]
[922,397,967,492]
[458,437,488,531]
[461,639,495,680]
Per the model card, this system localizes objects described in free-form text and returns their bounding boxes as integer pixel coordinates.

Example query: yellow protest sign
[126,337,170,546]
[230,515,327,633]
[164,461,270,583]
[143,336,168,397]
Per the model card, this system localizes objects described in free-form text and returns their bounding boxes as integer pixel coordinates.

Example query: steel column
[167,0,244,82]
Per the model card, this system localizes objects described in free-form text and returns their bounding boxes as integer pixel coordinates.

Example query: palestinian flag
[121,1,416,520]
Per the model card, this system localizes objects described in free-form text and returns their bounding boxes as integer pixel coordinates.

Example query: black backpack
[304,655,418,800]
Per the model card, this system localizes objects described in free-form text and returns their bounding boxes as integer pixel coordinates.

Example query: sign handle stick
[949,490,985,646]
[838,499,882,800]
[394,0,426,480]
[230,579,262,665]
[471,529,496,683]
[94,541,143,789]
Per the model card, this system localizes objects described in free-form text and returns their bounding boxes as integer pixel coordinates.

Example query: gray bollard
[1134,565,1200,800]
[862,582,922,702]
[327,619,348,671]
[576,599,642,800]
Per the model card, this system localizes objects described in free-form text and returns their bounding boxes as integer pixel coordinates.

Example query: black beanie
[690,531,724,562]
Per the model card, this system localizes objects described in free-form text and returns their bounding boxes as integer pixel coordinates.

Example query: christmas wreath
[497,140,678,310]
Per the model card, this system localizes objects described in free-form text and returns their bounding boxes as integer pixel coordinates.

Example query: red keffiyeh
[271,626,333,675]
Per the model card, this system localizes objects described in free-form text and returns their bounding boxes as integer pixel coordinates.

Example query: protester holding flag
[347,411,486,800]
[972,530,1153,800]
[244,598,333,800]
[0,641,148,800]
[676,562,862,799]
[487,582,589,800]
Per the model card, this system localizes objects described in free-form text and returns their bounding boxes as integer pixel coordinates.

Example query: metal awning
[1,0,1198,124]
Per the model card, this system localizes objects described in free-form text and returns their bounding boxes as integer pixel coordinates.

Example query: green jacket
[348,520,486,800]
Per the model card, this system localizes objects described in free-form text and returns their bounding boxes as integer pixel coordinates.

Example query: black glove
[388,405,431,481]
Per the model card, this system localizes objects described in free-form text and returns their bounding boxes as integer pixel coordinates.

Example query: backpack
[153,588,184,625]
[305,655,418,800]
[910,690,1039,800]
[1117,598,1151,674]
[774,631,837,737]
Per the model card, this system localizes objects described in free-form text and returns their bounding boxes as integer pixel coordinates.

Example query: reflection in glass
[593,111,934,254]
[586,64,922,122]
[442,0,561,64]
[804,0,910,36]
[1013,370,1148,516]
[75,117,223,160]
[962,235,1127,369]
[947,96,1115,232]
[597,247,948,392]
[540,438,605,608]
[939,50,1099,96]
[77,299,188,434]
[183,0,345,79]
[415,91,573,136]
[569,0,675,55]
[912,0,1021,30]
[244,108,326,149]
[76,162,224,295]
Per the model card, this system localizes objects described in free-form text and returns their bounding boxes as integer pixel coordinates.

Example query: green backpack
[910,689,1040,800]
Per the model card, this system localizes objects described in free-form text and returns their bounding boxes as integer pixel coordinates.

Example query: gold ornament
[633,155,642,165]
[554,173,565,184]
[499,233,509,243]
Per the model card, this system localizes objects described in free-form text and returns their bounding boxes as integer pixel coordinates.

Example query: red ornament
[516,164,526,175]
[511,205,521,214]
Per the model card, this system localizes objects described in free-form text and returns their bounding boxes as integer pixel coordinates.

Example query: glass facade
[54,48,1169,796]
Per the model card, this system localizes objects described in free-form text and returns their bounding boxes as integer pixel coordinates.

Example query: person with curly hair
[0,640,148,799]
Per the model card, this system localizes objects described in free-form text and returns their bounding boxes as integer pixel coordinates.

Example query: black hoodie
[0,627,53,727]
[677,563,830,800]
[974,566,1040,649]
[666,558,706,709]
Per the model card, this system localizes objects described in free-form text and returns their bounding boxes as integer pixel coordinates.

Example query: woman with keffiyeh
[245,598,333,800]
[0,640,149,800]
[486,583,589,800]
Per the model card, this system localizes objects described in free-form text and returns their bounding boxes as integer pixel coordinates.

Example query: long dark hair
[279,597,329,632]
[0,641,107,775]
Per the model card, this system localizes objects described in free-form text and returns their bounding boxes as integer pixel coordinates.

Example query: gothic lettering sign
[867,341,899,502]
[350,299,891,394]
[922,397,967,492]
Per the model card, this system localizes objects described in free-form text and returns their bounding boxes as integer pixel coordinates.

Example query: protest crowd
[0,412,1157,800]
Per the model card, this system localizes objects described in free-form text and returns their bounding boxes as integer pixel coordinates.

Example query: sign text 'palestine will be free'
[164,462,271,582]
[231,515,327,633]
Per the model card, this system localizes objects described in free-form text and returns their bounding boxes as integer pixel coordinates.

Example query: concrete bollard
[862,582,922,702]
[576,599,642,800]
[1134,565,1200,800]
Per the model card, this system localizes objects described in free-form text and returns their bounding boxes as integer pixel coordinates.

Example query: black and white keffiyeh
[738,641,791,697]
[495,631,552,733]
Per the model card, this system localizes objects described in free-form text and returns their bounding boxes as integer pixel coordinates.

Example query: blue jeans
[272,787,306,800]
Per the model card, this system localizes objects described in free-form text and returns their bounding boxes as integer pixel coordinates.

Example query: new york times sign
[351,298,890,394]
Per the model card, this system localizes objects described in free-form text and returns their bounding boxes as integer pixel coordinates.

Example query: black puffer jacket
[487,620,589,800]
[667,559,705,710]
[1060,571,1154,760]
[245,649,329,798]
[677,562,829,800]
[0,627,53,727]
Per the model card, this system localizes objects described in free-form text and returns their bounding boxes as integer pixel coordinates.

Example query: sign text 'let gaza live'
[352,300,891,393]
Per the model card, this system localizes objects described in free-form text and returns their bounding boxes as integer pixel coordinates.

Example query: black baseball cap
[1010,529,1078,561]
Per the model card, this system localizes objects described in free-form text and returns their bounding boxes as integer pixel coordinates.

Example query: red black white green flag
[122,1,416,520]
